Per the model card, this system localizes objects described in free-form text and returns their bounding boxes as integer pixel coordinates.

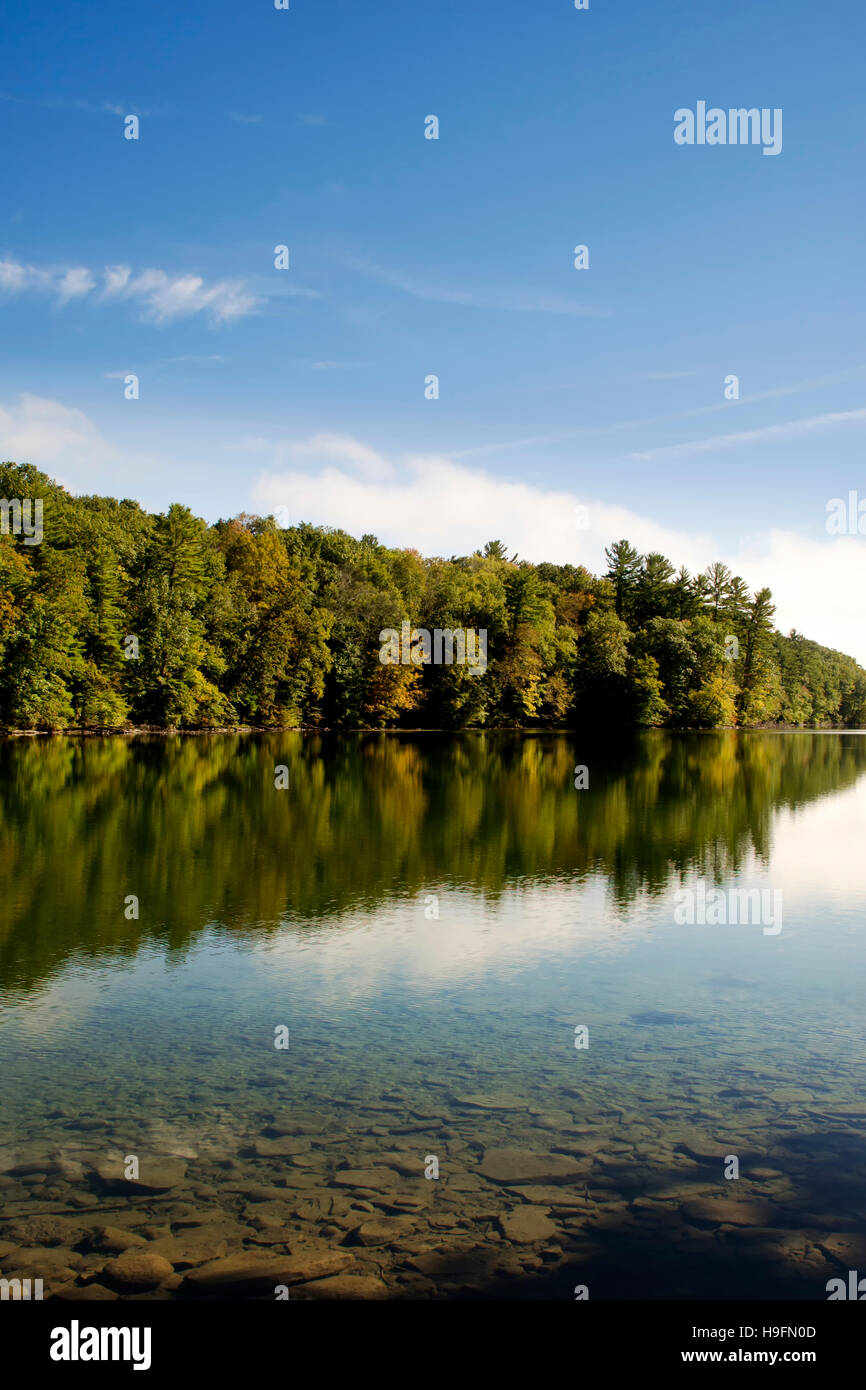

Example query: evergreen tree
[604,539,642,620]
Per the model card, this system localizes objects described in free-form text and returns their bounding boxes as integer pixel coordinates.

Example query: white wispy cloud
[452,369,866,460]
[0,256,260,325]
[64,99,129,116]
[1,93,153,117]
[632,369,707,381]
[347,257,605,317]
[250,436,866,664]
[241,431,394,482]
[160,354,226,365]
[0,93,135,115]
[102,266,257,324]
[0,394,118,481]
[5,398,865,666]
[0,259,40,293]
[631,408,866,461]
[56,267,96,303]
[251,445,712,566]
[0,394,188,506]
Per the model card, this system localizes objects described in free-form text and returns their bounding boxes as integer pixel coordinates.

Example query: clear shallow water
[1,730,865,1299]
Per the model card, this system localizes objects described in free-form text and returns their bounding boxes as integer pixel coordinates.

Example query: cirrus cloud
[0,255,259,325]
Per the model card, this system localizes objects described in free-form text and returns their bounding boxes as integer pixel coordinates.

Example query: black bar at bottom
[3,1298,859,1377]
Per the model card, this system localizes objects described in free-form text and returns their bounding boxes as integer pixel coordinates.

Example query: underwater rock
[249,1137,312,1158]
[497,1207,557,1244]
[102,1251,175,1289]
[299,1274,388,1299]
[184,1249,353,1291]
[452,1094,529,1112]
[478,1148,586,1185]
[345,1217,414,1247]
[93,1157,187,1194]
[331,1167,403,1191]
[680,1196,774,1227]
[87,1226,148,1255]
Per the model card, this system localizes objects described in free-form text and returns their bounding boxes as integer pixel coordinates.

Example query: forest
[1,460,864,731]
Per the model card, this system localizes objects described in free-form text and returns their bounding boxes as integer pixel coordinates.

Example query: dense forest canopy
[1,461,864,731]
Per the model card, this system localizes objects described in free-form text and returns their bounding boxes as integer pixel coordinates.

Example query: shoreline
[0,722,861,738]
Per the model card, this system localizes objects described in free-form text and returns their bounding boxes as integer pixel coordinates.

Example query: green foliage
[0,462,863,731]
[604,538,641,619]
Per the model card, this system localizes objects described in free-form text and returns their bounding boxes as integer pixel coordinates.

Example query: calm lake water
[1,730,865,1300]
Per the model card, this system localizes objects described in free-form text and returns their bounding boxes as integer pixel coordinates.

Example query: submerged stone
[478,1148,586,1185]
[300,1274,388,1299]
[102,1251,175,1289]
[497,1207,557,1244]
[184,1249,353,1291]
[93,1157,187,1194]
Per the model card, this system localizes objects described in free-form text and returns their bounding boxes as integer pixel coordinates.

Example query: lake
[1,730,865,1300]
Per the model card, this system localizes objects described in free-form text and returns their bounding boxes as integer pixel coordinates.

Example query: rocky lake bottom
[2,731,865,1300]
[2,1007,865,1301]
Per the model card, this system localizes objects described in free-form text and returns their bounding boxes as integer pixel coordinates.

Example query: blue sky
[2,0,866,656]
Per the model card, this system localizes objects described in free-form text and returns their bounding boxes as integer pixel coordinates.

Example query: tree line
[1,461,864,730]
